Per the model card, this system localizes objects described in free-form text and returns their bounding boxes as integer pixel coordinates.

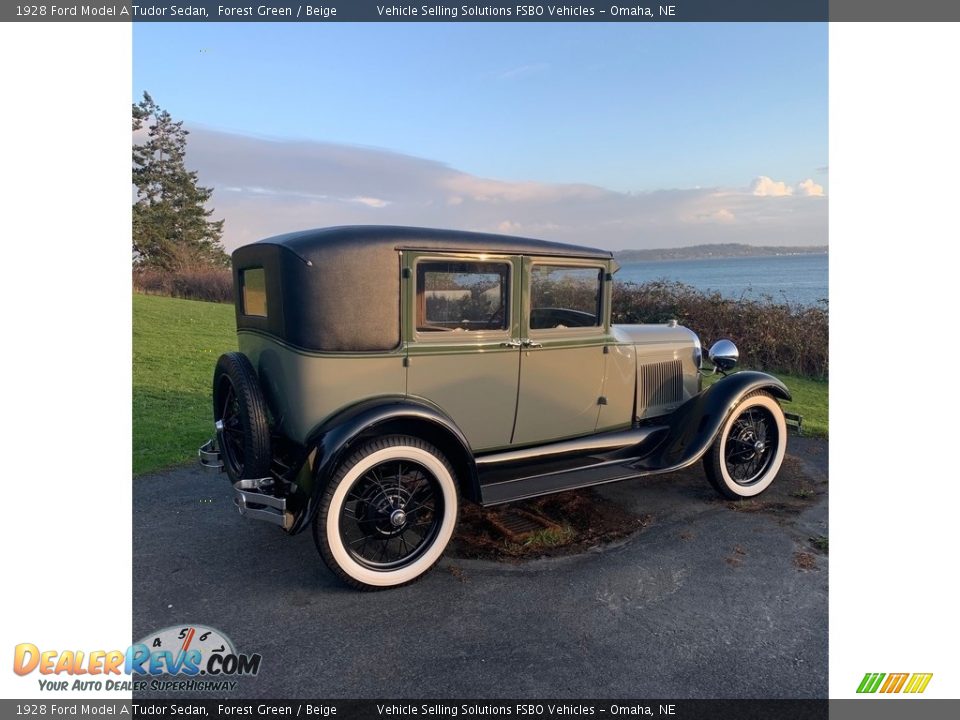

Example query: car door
[511,257,609,446]
[404,252,522,452]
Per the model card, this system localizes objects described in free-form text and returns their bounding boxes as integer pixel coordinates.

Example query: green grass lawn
[133,294,236,474]
[774,373,828,437]
[703,371,828,438]
[133,293,828,475]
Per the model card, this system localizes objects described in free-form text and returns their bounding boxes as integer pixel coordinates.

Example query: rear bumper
[233,478,292,530]
[197,437,293,530]
[198,438,224,472]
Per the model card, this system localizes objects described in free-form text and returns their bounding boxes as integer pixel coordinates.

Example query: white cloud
[750,176,794,197]
[749,175,827,199]
[797,178,825,197]
[179,126,827,252]
[442,174,604,204]
[348,196,390,208]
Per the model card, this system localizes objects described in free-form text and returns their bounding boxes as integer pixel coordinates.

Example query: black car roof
[231,226,612,354]
[251,225,612,263]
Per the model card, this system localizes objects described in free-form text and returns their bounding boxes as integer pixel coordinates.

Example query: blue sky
[133,23,827,250]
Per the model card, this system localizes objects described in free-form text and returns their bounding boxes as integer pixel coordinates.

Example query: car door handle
[499,340,523,348]
[521,339,543,349]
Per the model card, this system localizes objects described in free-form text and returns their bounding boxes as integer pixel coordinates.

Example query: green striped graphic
[857,671,933,694]
[856,672,886,693]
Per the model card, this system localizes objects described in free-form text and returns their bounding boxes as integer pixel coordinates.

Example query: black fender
[634,371,791,473]
[288,396,479,535]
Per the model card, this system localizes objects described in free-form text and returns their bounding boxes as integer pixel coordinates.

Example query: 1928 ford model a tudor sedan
[200,226,791,590]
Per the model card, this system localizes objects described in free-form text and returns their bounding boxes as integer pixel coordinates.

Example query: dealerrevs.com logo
[857,672,933,694]
[13,625,261,692]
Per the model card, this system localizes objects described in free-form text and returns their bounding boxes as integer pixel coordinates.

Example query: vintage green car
[199,226,791,590]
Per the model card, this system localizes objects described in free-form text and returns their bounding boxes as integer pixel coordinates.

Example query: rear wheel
[314,435,459,590]
[704,391,787,499]
[212,352,272,482]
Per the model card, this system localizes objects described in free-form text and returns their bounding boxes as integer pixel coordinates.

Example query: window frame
[409,253,518,344]
[524,258,610,339]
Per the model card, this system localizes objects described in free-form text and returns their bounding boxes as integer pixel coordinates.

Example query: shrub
[133,267,232,304]
[132,272,828,379]
[612,280,828,379]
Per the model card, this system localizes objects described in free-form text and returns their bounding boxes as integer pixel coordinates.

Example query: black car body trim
[288,396,478,535]
[631,370,790,473]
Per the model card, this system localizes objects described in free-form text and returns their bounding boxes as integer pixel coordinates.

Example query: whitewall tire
[313,435,459,590]
[704,391,787,499]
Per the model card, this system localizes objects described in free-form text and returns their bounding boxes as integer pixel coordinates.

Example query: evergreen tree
[132,92,228,270]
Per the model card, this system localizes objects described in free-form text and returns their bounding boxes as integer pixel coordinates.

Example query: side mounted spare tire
[212,351,272,482]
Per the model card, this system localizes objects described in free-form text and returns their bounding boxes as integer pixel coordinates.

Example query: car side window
[529,265,602,329]
[416,260,510,333]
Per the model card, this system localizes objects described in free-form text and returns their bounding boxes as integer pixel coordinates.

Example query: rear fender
[635,371,791,472]
[288,396,478,535]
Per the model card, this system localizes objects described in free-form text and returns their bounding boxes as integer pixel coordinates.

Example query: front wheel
[704,391,787,499]
[313,435,459,591]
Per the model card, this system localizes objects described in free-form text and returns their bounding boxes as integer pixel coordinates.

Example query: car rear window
[240,267,267,317]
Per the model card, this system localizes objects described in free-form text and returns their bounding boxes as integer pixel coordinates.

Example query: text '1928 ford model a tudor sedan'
[199,226,792,590]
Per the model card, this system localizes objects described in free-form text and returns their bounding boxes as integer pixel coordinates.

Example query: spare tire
[212,352,272,482]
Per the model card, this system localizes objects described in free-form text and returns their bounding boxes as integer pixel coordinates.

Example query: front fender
[634,370,791,473]
[288,396,477,535]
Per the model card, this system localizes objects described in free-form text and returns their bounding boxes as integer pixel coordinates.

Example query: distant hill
[614,244,828,263]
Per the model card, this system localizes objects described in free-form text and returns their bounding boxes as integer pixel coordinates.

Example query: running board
[476,425,668,506]
[476,426,666,467]
[480,463,645,506]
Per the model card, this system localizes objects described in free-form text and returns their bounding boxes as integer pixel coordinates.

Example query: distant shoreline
[614,243,828,263]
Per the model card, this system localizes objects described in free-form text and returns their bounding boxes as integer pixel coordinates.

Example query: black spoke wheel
[314,435,459,591]
[340,460,444,570]
[212,352,272,482]
[723,406,777,486]
[704,391,787,499]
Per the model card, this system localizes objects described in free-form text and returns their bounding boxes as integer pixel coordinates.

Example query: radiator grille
[639,359,683,414]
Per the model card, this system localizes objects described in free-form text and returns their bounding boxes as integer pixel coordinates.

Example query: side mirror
[708,339,739,372]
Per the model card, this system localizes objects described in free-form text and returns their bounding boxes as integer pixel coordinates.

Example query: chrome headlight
[693,335,702,369]
[709,339,739,372]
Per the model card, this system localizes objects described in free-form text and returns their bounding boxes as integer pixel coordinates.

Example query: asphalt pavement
[133,435,828,699]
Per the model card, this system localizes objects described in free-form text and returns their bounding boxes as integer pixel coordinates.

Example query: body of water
[616,253,828,307]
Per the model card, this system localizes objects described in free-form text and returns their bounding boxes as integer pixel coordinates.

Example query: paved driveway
[133,436,827,698]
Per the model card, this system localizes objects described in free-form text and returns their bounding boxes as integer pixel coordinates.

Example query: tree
[132,92,228,270]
